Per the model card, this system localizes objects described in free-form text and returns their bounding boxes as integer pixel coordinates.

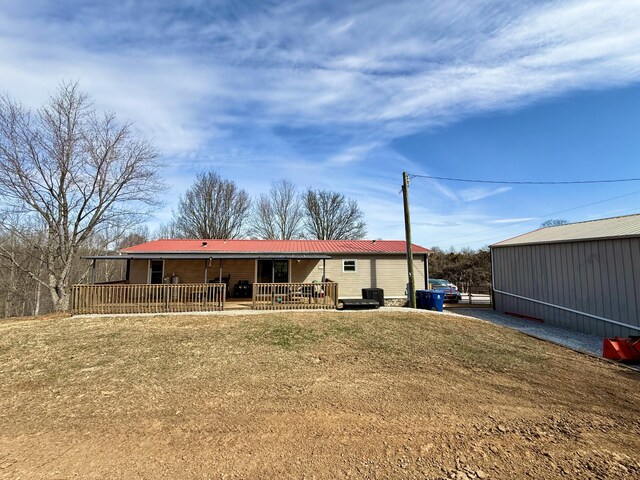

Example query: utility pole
[402,172,416,308]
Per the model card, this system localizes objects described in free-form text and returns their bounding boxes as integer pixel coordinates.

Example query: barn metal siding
[492,237,640,337]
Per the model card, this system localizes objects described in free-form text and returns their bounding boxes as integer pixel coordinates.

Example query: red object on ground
[602,337,640,362]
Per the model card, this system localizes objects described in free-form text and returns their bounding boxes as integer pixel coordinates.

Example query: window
[342,259,357,272]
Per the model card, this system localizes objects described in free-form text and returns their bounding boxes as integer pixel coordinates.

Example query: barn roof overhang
[490,233,640,248]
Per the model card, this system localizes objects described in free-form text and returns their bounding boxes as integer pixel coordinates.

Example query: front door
[257,259,289,283]
[149,260,164,284]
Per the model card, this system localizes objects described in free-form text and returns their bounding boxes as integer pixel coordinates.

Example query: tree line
[426,218,569,290]
[427,247,492,290]
[157,175,367,241]
[0,83,367,316]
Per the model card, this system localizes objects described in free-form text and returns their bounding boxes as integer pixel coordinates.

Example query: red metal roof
[121,239,430,255]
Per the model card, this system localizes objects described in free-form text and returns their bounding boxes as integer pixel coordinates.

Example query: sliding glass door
[257,260,289,283]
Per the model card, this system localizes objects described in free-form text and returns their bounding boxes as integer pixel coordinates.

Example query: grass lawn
[0,310,638,479]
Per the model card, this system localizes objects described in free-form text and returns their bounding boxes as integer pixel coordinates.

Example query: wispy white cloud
[328,143,380,165]
[490,217,537,224]
[4,1,639,139]
[459,186,512,202]
[1,0,639,247]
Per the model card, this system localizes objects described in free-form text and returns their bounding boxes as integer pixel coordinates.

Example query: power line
[439,189,640,248]
[408,173,640,185]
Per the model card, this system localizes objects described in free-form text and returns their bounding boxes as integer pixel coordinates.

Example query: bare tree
[0,219,48,317]
[173,171,251,239]
[249,179,304,239]
[117,226,149,249]
[303,189,367,240]
[75,226,150,286]
[153,220,181,240]
[0,82,162,312]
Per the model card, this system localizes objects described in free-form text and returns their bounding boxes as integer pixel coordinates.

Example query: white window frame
[342,259,357,273]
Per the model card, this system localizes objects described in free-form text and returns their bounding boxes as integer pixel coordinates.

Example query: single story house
[75,239,430,314]
[491,214,640,337]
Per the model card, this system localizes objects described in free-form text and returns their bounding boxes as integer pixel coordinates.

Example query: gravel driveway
[448,308,604,357]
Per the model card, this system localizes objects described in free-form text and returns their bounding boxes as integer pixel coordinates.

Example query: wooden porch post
[91,259,96,284]
[322,258,326,282]
[271,259,275,307]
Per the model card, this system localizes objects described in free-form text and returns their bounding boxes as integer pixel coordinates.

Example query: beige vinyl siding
[291,258,376,295]
[290,260,323,283]
[164,259,206,283]
[277,255,426,297]
[127,255,427,298]
[322,256,369,297]
[414,255,426,290]
[128,258,256,286]
[211,259,255,285]
[129,259,148,284]
[165,259,256,285]
[373,256,426,296]
[321,254,425,298]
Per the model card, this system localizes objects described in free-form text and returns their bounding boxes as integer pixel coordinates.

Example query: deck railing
[71,283,226,315]
[252,282,338,310]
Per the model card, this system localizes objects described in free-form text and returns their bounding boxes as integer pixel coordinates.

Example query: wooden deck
[71,283,226,315]
[225,299,253,310]
[71,282,339,314]
[252,282,338,310]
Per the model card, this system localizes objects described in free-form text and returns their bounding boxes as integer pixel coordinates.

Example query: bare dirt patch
[0,310,638,479]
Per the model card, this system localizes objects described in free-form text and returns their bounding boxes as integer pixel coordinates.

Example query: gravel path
[447,308,604,357]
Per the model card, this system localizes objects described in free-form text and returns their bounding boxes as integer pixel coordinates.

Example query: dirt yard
[0,310,638,479]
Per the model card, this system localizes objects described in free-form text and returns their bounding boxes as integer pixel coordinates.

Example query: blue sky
[1,0,639,248]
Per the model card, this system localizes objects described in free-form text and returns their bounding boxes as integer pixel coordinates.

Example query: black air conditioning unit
[362,288,384,307]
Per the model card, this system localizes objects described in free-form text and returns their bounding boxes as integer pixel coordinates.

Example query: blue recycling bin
[415,290,429,309]
[426,290,445,311]
[415,290,444,311]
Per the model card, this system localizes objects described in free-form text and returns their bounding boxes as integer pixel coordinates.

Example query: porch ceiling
[82,253,332,260]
